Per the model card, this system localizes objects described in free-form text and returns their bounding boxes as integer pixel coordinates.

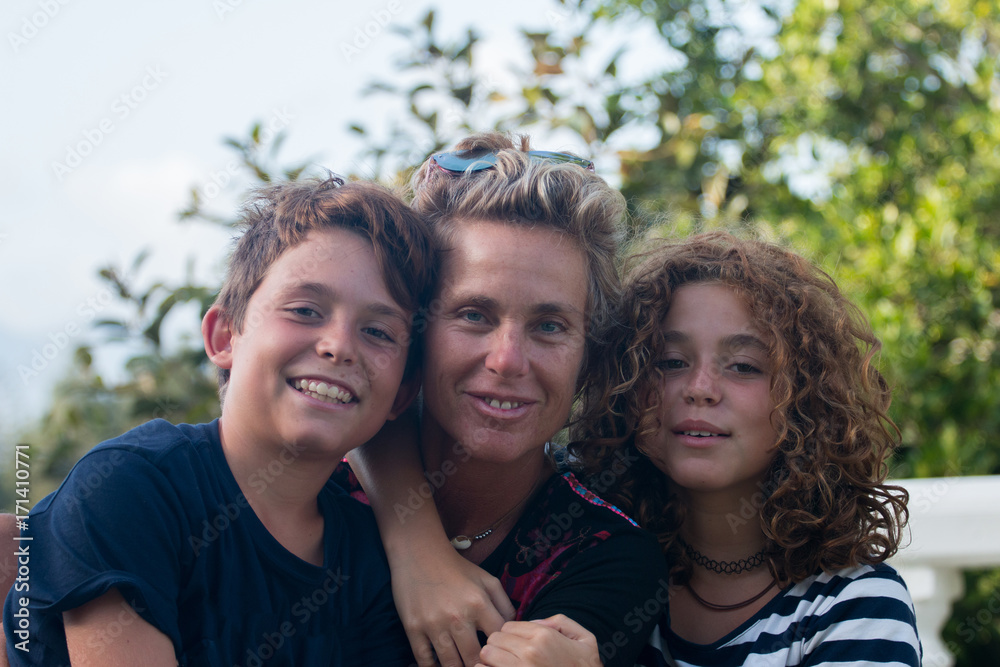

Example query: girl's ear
[202,305,234,370]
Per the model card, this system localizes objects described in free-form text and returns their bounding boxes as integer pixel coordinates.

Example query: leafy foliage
[10,2,999,663]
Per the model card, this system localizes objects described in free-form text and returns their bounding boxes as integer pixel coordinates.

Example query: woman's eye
[538,321,565,334]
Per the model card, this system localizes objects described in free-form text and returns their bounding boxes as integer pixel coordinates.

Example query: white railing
[889,475,1000,667]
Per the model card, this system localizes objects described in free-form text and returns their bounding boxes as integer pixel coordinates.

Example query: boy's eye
[289,306,320,318]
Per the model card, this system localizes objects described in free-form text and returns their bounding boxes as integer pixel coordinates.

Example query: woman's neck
[419,415,552,546]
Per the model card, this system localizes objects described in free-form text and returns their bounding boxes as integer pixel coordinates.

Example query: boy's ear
[387,369,421,420]
[202,305,234,370]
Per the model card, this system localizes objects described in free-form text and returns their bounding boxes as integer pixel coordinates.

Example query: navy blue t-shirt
[3,419,412,666]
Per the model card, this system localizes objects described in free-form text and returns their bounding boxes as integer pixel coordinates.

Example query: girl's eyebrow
[723,333,769,352]
[661,330,769,352]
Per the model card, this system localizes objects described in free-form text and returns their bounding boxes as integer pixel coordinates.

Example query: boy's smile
[209,227,413,462]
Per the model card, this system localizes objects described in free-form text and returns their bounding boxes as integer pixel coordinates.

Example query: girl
[571,231,921,665]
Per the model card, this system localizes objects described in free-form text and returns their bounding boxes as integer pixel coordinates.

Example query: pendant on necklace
[450,535,473,550]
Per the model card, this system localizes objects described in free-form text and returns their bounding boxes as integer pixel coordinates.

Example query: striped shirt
[638,563,922,666]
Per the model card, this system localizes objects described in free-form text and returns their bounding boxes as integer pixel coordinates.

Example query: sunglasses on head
[430,149,595,174]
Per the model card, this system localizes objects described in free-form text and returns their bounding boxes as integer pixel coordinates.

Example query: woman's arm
[347,412,515,667]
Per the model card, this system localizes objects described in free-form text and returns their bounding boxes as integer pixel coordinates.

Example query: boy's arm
[63,588,176,667]
[1,513,15,666]
[347,411,514,667]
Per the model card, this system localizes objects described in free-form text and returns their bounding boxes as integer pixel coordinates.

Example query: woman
[571,232,921,665]
[344,132,668,667]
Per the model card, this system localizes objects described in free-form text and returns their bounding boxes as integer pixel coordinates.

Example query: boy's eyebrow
[286,282,410,323]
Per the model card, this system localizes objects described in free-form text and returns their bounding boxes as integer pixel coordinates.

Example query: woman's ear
[202,305,234,370]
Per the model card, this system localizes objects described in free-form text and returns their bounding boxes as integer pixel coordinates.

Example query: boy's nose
[317,321,356,364]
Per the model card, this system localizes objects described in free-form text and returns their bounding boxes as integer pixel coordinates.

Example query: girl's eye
[363,326,395,343]
[655,358,686,370]
[731,362,761,375]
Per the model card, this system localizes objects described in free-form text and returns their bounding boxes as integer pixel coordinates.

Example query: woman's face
[421,220,589,465]
[637,282,780,496]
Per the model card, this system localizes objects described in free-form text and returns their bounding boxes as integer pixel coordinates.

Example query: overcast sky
[1,0,619,441]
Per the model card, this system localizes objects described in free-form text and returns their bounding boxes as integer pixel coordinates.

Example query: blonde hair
[411,132,626,391]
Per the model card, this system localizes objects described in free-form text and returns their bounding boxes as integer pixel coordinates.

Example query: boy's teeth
[294,379,353,403]
[487,398,521,410]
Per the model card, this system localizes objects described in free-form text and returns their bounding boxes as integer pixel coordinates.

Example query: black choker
[681,540,768,575]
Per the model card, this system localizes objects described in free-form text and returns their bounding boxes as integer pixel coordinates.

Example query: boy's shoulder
[33,419,223,520]
[92,418,218,458]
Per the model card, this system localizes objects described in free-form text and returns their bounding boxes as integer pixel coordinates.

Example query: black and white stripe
[639,564,922,666]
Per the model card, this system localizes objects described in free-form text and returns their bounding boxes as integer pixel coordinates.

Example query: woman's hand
[347,409,514,665]
[476,614,601,667]
[391,543,515,666]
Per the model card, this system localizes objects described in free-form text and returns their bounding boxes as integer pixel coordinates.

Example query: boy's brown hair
[214,176,436,389]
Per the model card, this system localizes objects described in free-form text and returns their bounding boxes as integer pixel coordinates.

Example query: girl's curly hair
[570,231,908,586]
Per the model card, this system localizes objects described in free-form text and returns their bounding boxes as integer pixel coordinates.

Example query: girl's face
[637,282,780,497]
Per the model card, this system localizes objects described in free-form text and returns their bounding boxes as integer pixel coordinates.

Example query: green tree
[10,1,999,663]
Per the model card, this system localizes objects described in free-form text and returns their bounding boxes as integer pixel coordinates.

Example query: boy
[3,177,435,665]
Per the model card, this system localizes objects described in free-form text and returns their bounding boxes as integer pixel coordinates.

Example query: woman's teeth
[486,398,522,410]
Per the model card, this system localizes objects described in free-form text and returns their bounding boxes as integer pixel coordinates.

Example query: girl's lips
[672,420,728,436]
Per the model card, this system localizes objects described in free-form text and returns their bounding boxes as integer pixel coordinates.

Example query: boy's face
[212,227,413,459]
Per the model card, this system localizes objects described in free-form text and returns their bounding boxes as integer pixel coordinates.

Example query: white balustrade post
[890,476,1000,667]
